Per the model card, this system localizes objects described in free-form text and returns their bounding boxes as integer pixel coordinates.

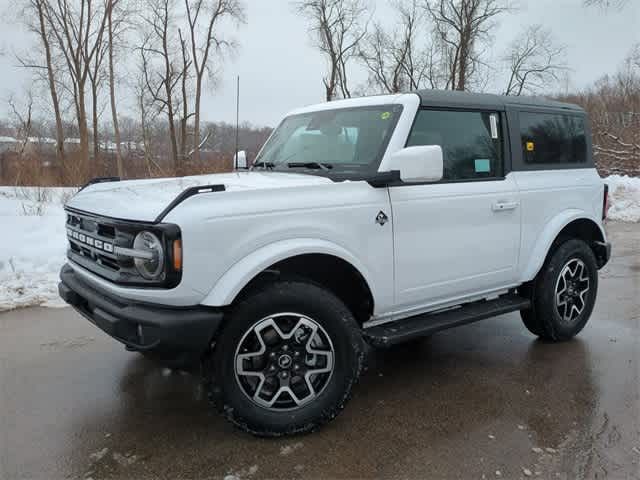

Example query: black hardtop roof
[416,89,584,113]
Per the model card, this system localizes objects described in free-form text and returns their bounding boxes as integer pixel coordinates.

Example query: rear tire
[520,239,598,341]
[206,280,365,436]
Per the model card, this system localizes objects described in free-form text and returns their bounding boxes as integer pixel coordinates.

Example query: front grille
[64,208,182,288]
[65,211,139,282]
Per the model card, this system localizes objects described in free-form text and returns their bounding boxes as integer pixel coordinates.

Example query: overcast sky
[0,0,638,127]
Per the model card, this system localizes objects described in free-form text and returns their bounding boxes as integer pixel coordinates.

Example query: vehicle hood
[65,171,333,222]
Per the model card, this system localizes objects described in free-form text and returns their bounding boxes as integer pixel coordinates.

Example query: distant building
[0,136,17,152]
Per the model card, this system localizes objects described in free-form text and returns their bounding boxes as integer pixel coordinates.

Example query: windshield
[254,105,402,176]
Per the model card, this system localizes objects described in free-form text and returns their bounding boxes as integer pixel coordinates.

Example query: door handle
[492,201,519,212]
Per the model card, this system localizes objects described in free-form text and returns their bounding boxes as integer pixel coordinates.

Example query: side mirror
[234,150,248,169]
[387,145,443,183]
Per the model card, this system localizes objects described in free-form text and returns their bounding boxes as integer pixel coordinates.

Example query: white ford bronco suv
[59,90,611,436]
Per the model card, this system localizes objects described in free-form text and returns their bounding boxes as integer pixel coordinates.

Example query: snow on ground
[0,176,638,311]
[0,187,75,311]
[605,175,640,223]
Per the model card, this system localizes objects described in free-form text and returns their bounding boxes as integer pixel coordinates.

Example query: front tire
[520,239,599,341]
[207,280,365,436]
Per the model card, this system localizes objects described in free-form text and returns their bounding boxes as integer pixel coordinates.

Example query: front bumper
[58,264,223,363]
[594,241,612,269]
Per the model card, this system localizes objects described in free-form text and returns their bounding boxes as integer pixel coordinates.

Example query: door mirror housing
[234,150,248,169]
[387,145,443,183]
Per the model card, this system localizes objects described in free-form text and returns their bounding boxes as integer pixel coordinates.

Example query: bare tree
[87,31,108,166]
[185,0,245,164]
[562,45,640,176]
[134,73,156,176]
[7,92,34,185]
[20,0,66,167]
[359,23,405,93]
[359,0,441,93]
[424,0,510,91]
[296,0,370,101]
[107,0,126,177]
[503,25,568,96]
[139,0,182,174]
[42,0,109,178]
[177,27,193,162]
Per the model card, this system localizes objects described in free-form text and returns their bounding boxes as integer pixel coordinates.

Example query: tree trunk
[180,86,188,165]
[160,7,180,176]
[108,1,124,178]
[179,28,190,166]
[167,107,179,176]
[77,84,91,181]
[163,65,180,175]
[180,90,188,165]
[36,0,65,168]
[139,91,152,176]
[180,117,188,161]
[193,76,202,165]
[456,30,470,91]
[92,83,100,174]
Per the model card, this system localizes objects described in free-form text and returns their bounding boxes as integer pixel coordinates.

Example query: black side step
[364,294,530,348]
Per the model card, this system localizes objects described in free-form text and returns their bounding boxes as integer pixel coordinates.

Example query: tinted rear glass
[519,112,587,164]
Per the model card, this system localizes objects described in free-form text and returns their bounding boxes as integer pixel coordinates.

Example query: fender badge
[375,211,388,226]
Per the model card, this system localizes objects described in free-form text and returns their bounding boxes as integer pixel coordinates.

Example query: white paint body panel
[388,146,444,183]
[511,169,606,282]
[387,174,521,321]
[66,171,334,222]
[64,93,607,325]
[167,180,395,312]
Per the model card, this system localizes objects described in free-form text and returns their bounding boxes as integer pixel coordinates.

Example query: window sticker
[475,159,491,173]
[526,141,535,152]
[490,114,498,139]
[381,111,391,120]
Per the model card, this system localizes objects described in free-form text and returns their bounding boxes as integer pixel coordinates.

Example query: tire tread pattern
[206,279,366,437]
[520,239,598,342]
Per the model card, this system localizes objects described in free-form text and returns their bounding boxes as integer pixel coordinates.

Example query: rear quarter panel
[512,168,606,282]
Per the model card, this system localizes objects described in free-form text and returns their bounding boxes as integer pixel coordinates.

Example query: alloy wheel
[234,313,335,411]
[554,258,590,324]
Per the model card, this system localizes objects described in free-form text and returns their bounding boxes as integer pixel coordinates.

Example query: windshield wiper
[287,161,333,171]
[251,161,275,170]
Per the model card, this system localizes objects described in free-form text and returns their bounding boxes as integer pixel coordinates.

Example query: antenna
[234,75,240,170]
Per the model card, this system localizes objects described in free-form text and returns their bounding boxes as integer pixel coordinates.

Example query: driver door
[390,108,521,314]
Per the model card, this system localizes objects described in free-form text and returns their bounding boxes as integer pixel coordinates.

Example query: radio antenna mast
[234,75,240,170]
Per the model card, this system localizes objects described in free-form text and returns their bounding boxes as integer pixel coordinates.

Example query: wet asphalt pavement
[1,222,639,480]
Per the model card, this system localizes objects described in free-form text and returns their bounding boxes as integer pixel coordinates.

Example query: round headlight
[133,231,164,280]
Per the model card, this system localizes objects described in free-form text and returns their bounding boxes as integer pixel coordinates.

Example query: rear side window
[407,109,503,181]
[519,112,586,164]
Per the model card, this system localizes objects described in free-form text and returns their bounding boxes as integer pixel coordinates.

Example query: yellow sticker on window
[526,141,535,152]
[381,112,391,120]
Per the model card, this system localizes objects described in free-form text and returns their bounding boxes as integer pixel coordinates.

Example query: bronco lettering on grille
[67,228,114,253]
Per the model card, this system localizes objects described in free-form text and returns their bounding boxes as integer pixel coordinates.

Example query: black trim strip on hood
[79,176,121,191]
[155,184,226,222]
